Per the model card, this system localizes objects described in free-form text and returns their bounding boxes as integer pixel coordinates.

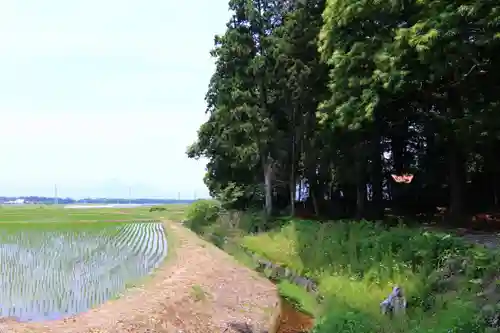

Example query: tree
[189,0,500,224]
[188,0,293,218]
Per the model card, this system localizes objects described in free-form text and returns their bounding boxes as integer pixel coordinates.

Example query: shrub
[195,210,265,249]
[149,206,166,212]
[241,219,483,285]
[184,199,221,234]
[312,298,485,333]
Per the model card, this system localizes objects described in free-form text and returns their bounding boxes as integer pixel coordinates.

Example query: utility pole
[177,192,180,201]
[54,184,58,205]
[128,186,132,204]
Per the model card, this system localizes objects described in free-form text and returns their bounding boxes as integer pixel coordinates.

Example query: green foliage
[187,0,329,213]
[188,0,500,221]
[243,220,466,279]
[312,298,484,333]
[184,203,267,251]
[187,0,500,328]
[277,280,318,317]
[181,203,499,331]
[149,207,166,212]
[184,200,221,234]
[146,204,189,221]
[242,219,498,332]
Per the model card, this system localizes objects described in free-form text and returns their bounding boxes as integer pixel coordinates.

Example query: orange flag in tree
[391,174,413,184]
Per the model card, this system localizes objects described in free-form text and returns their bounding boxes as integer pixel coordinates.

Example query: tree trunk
[356,182,366,220]
[494,151,500,207]
[304,150,318,216]
[298,178,303,203]
[355,159,367,220]
[290,168,296,216]
[392,134,405,175]
[447,81,466,225]
[371,121,384,219]
[263,156,273,217]
[290,114,297,217]
[391,134,406,213]
[448,138,465,224]
[311,190,319,217]
[489,141,500,208]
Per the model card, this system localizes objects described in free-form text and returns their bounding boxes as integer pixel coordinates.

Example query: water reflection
[0,222,168,322]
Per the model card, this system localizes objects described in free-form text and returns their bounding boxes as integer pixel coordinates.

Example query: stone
[272,265,287,280]
[380,286,407,316]
[291,275,317,293]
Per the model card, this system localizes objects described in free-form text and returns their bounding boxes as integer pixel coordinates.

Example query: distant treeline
[0,197,196,205]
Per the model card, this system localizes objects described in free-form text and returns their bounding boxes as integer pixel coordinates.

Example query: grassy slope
[171,201,500,332]
[240,219,498,333]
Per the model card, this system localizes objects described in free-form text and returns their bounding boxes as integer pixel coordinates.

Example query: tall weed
[241,219,498,332]
[183,207,498,332]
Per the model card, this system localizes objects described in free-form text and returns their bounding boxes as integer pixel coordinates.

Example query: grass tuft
[190,284,208,302]
[242,219,494,332]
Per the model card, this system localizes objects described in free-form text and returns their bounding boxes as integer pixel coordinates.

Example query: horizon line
[0,196,208,200]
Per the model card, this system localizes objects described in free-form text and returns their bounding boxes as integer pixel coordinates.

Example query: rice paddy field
[0,204,185,322]
[0,205,150,223]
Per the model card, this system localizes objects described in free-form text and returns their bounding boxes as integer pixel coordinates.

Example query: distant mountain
[0,196,196,205]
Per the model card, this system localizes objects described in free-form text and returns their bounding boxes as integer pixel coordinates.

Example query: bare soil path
[0,221,279,333]
[459,231,500,249]
[423,224,500,249]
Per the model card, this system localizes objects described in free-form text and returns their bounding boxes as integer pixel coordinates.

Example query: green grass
[240,219,493,333]
[0,205,143,222]
[190,284,208,302]
[180,200,497,333]
[0,203,189,223]
[147,203,190,221]
[277,280,318,317]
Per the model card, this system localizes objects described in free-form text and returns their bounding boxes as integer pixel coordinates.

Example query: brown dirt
[0,221,279,333]
[273,300,314,333]
[423,224,500,249]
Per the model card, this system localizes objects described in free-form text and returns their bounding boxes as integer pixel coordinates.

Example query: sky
[0,0,230,199]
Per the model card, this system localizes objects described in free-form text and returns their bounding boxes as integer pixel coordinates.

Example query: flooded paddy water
[0,221,168,322]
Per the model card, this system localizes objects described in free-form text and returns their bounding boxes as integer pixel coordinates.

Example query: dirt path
[0,221,279,333]
[459,231,500,249]
[422,225,500,249]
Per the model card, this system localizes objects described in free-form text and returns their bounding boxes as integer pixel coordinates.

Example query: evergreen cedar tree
[187,0,500,221]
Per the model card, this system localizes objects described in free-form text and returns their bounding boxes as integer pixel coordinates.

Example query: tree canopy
[188,0,500,223]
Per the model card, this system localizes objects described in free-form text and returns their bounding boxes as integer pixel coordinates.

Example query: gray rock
[272,266,287,279]
[380,286,407,316]
[291,275,317,293]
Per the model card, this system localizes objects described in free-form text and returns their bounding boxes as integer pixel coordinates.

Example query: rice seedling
[0,221,168,322]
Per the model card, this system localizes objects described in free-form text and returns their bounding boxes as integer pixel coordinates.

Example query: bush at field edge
[184,199,221,234]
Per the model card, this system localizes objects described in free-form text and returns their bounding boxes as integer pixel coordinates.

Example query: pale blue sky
[0,1,230,199]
